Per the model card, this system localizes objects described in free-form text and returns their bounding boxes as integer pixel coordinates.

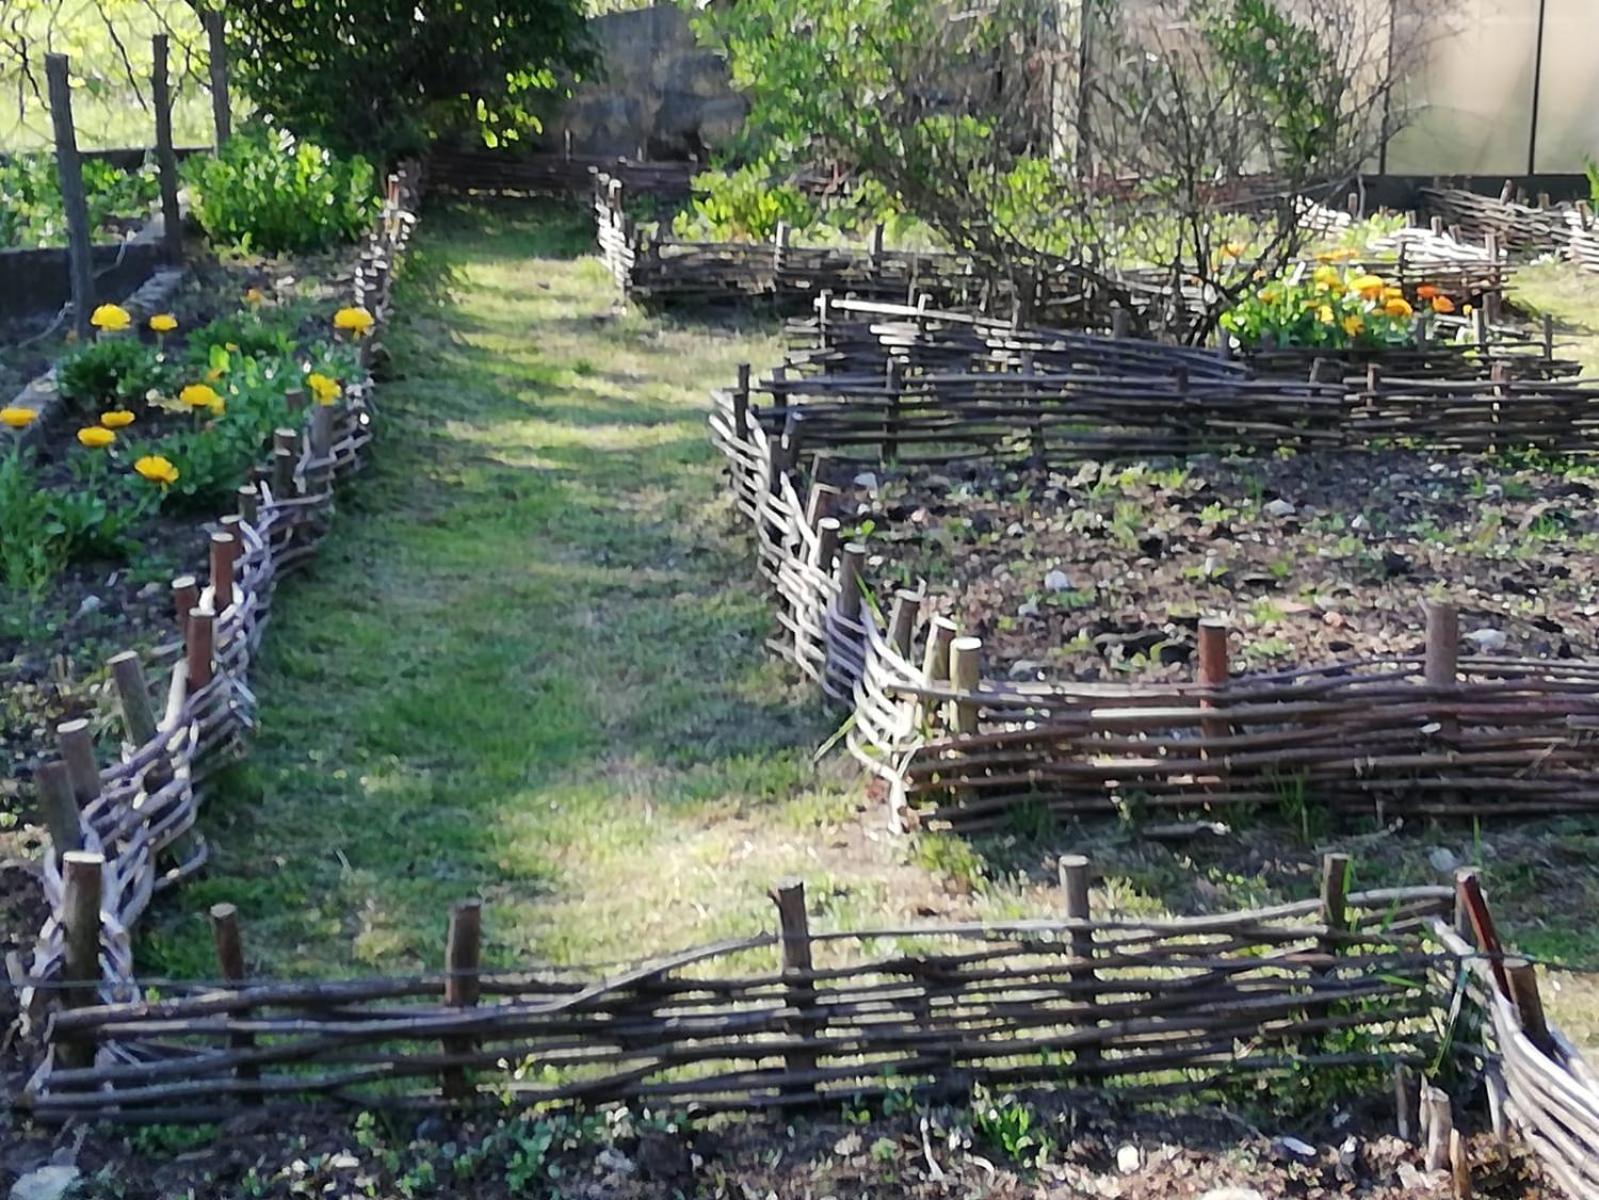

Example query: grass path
[141,200,951,977]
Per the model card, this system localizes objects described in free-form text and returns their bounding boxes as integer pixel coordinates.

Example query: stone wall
[547,4,745,160]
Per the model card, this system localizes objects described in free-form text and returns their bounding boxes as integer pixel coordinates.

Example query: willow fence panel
[16,163,424,1036]
[1421,185,1599,275]
[22,875,1456,1121]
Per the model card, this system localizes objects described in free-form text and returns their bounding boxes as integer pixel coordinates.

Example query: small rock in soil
[1466,628,1508,651]
[1045,568,1072,592]
[1116,1144,1142,1173]
[9,1167,80,1200]
[853,471,879,492]
[74,595,102,618]
[1428,846,1460,874]
[1264,498,1296,517]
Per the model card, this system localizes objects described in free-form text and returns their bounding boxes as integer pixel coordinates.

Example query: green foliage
[183,126,378,255]
[674,164,817,242]
[183,311,302,366]
[0,446,157,598]
[1220,262,1427,349]
[221,0,594,159]
[0,151,158,249]
[972,1084,1052,1166]
[56,337,170,415]
[1200,0,1342,167]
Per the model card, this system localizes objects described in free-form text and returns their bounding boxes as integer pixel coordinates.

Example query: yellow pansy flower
[1384,297,1414,319]
[1341,315,1364,337]
[1317,304,1335,324]
[77,426,116,448]
[1,406,37,429]
[149,313,178,333]
[100,411,135,428]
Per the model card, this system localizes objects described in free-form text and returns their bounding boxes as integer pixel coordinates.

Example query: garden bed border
[14,161,424,1045]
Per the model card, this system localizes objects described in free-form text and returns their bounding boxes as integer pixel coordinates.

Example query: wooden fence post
[1060,854,1099,1068]
[204,10,232,146]
[59,850,104,1069]
[151,35,182,263]
[108,652,158,748]
[1425,601,1458,685]
[1424,1086,1452,1171]
[210,902,260,1098]
[1394,1064,1418,1141]
[949,636,982,735]
[210,531,239,613]
[813,516,841,575]
[45,54,93,342]
[237,484,260,525]
[733,363,751,440]
[1197,618,1230,743]
[918,616,957,729]
[172,574,198,631]
[56,719,101,807]
[770,879,817,1098]
[1504,957,1553,1056]
[36,763,82,857]
[883,357,903,464]
[887,589,919,658]
[442,899,483,1102]
[187,607,215,691]
[837,543,865,623]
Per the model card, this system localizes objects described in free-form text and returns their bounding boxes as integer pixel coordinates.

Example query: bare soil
[830,449,1599,683]
[0,1095,1555,1199]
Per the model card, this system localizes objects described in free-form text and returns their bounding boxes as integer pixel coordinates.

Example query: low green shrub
[56,338,171,415]
[0,152,159,249]
[183,126,378,255]
[184,310,302,366]
[674,164,817,242]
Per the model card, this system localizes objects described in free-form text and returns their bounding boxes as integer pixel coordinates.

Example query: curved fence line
[18,162,424,1045]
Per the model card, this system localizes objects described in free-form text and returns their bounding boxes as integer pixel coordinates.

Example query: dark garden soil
[830,449,1599,684]
[0,1091,1556,1199]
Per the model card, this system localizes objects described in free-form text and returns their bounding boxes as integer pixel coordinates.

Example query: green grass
[138,199,959,977]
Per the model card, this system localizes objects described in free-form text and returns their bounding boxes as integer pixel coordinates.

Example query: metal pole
[1527,0,1547,178]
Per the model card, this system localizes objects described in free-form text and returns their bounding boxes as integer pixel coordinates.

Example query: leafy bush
[183,126,378,255]
[56,339,170,415]
[223,0,594,159]
[0,152,159,249]
[0,447,154,597]
[673,165,817,242]
[184,311,301,366]
[1219,261,1453,350]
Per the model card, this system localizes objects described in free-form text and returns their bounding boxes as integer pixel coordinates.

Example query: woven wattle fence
[18,869,1454,1120]
[1421,185,1599,275]
[427,146,696,200]
[16,162,424,1042]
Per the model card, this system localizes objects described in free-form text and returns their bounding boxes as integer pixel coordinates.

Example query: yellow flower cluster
[1,406,38,429]
[149,313,178,334]
[77,426,116,448]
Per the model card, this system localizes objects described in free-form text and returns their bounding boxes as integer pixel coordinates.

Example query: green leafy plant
[223,0,595,158]
[184,310,303,365]
[674,164,817,242]
[183,125,379,255]
[56,338,170,415]
[972,1084,1052,1166]
[0,152,158,249]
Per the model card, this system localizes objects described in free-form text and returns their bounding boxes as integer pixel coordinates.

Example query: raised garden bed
[831,449,1599,684]
[4,163,420,1057]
